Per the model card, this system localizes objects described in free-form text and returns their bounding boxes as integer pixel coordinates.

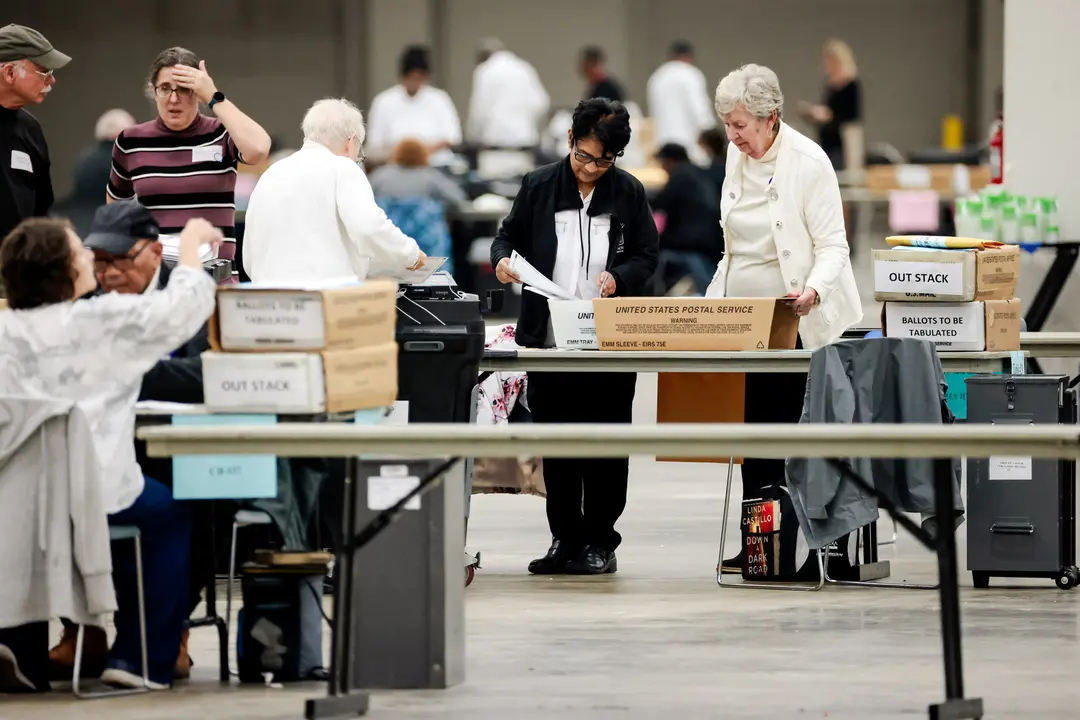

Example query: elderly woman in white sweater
[706,64,861,573]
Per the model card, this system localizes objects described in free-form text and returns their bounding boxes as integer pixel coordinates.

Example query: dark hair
[571,98,632,157]
[581,46,605,65]
[699,128,728,158]
[401,46,430,76]
[656,143,689,163]
[0,218,77,310]
[148,46,201,87]
[669,39,693,57]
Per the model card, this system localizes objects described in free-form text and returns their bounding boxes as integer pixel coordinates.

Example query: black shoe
[720,550,744,575]
[0,644,43,693]
[528,539,577,575]
[565,545,617,575]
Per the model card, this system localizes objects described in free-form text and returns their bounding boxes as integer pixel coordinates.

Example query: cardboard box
[211,279,397,352]
[657,372,745,464]
[865,164,992,195]
[882,299,1021,351]
[873,245,1019,302]
[0,298,7,311]
[592,298,799,351]
[547,299,598,349]
[202,342,398,414]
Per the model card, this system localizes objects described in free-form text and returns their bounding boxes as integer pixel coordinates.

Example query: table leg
[927,458,983,720]
[1025,245,1080,374]
[306,455,368,718]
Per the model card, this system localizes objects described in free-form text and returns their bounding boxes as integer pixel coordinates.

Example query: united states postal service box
[171,413,278,500]
[592,298,799,351]
[547,299,598,349]
[210,279,398,352]
[872,245,1019,302]
[882,299,1021,351]
[202,342,398,414]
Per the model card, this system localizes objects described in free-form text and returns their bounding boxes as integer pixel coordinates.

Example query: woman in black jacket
[490,97,658,575]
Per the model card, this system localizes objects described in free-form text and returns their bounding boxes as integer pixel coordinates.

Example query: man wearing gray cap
[0,24,70,240]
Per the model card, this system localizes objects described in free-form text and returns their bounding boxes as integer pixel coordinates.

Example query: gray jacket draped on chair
[0,396,117,629]
[785,337,965,549]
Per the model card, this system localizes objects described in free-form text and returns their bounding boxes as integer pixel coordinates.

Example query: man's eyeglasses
[93,242,152,273]
[31,67,54,80]
[573,144,618,169]
[153,84,194,100]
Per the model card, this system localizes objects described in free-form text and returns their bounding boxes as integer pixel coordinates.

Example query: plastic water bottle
[1041,196,1061,244]
[1019,211,1040,244]
[1000,204,1020,244]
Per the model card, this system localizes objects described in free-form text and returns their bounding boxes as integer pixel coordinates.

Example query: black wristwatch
[208,91,226,110]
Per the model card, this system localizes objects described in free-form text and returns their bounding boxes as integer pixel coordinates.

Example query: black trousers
[741,341,808,500]
[526,371,637,552]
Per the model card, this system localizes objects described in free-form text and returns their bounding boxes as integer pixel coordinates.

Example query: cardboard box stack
[874,237,1022,351]
[201,280,400,414]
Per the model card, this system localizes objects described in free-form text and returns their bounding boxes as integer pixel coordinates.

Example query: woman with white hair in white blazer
[706,63,861,573]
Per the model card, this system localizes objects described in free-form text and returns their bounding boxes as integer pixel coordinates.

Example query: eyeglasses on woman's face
[153,84,195,100]
[573,144,617,169]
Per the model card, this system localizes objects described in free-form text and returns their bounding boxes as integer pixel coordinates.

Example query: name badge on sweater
[10,150,32,173]
[192,144,224,163]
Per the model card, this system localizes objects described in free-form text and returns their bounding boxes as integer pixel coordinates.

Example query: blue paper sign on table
[171,413,278,500]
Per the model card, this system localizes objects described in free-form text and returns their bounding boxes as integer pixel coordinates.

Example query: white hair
[301,98,366,150]
[714,64,784,121]
[95,109,135,141]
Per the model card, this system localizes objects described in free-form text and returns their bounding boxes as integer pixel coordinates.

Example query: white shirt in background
[724,124,786,299]
[646,60,716,165]
[242,141,421,284]
[366,84,463,166]
[467,50,550,148]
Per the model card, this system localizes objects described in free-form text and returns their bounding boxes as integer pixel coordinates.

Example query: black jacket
[490,156,659,348]
[137,262,209,403]
[652,161,723,261]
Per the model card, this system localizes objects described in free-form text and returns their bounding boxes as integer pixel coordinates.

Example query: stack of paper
[158,234,217,264]
[510,251,575,300]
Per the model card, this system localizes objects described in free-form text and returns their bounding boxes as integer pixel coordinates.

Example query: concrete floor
[7,375,1080,719]
[5,246,1080,718]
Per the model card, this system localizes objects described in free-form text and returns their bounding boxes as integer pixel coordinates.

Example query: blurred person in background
[652,143,721,295]
[797,39,861,171]
[0,24,69,241]
[579,46,625,103]
[106,46,271,269]
[697,127,727,198]
[54,109,135,236]
[709,63,860,573]
[366,46,462,167]
[647,40,716,166]
[467,38,550,149]
[243,98,424,284]
[369,138,470,213]
[491,98,658,576]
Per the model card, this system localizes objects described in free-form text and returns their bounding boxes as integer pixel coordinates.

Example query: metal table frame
[139,421,1080,720]
[480,348,1016,374]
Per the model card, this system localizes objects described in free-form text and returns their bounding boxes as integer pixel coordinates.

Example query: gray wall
[20,0,1001,198]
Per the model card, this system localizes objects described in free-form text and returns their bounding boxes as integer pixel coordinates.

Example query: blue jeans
[107,477,191,686]
[661,250,717,295]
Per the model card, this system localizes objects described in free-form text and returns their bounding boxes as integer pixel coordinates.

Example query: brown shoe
[49,624,107,679]
[173,628,192,680]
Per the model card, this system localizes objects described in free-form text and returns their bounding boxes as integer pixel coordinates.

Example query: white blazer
[706,123,862,349]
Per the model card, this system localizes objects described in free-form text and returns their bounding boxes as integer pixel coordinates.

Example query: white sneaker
[101,667,170,691]
[0,644,37,692]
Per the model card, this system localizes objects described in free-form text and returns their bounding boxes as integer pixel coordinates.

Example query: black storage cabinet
[965,375,1078,589]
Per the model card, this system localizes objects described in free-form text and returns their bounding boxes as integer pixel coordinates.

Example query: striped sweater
[107,115,240,260]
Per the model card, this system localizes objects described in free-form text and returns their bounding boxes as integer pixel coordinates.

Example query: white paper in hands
[509,251,575,300]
